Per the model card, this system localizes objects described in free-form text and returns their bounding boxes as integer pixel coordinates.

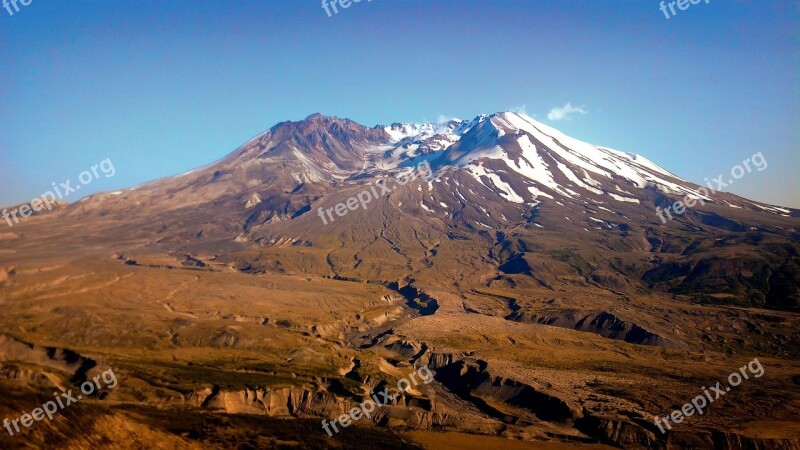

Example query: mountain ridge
[63,112,798,217]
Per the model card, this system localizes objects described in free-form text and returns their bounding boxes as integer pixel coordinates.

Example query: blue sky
[1,0,798,207]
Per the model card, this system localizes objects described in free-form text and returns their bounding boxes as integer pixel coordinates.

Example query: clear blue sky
[1,0,798,207]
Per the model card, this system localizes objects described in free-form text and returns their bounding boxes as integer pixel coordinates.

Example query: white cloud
[547,102,588,121]
[509,104,528,115]
[506,105,537,118]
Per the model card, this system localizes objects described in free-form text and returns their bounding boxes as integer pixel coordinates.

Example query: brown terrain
[0,112,798,449]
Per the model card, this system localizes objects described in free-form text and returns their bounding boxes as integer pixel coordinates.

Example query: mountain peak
[302,112,349,123]
[96,111,792,224]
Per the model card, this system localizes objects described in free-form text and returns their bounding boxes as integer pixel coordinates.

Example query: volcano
[1,112,799,449]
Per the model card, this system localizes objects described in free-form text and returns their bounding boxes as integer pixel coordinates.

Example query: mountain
[39,112,799,314]
[1,112,799,449]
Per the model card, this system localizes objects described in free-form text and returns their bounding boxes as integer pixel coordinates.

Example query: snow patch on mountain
[466,163,525,203]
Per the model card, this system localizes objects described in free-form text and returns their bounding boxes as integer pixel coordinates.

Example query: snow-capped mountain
[6,111,800,450]
[360,112,786,215]
[42,111,799,312]
[66,111,795,228]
